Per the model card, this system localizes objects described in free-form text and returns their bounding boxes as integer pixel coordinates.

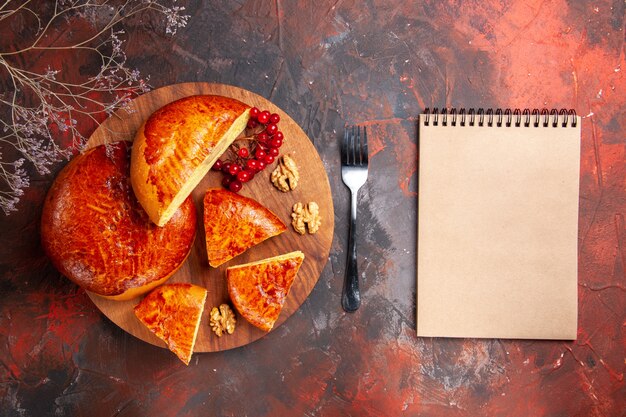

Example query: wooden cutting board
[85,83,334,352]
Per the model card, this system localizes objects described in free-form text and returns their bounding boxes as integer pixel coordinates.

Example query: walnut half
[270,155,299,192]
[291,202,321,235]
[209,304,236,337]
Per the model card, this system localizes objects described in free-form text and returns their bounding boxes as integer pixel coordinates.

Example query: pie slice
[134,283,207,365]
[131,95,250,227]
[227,251,305,332]
[203,188,287,267]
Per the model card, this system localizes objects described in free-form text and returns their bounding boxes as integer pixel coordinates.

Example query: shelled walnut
[270,155,299,192]
[291,202,321,235]
[209,304,236,337]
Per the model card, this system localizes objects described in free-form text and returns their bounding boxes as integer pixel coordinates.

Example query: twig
[0,0,189,214]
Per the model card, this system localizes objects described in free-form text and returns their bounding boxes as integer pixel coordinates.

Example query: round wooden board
[85,83,334,352]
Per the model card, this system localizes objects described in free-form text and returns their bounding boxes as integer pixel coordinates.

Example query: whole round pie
[41,141,197,300]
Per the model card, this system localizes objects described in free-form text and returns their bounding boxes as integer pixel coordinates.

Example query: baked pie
[131,95,250,226]
[40,141,196,300]
[134,283,207,365]
[227,251,304,332]
[203,188,286,267]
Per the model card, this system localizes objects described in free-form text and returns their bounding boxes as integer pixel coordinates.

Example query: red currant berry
[275,131,284,140]
[228,164,241,176]
[257,132,269,143]
[254,149,266,159]
[212,160,223,171]
[250,107,260,118]
[269,113,280,124]
[229,179,243,193]
[221,162,232,174]
[243,169,255,180]
[269,147,279,157]
[236,170,251,183]
[222,175,233,188]
[263,155,275,165]
[238,148,249,158]
[247,119,258,129]
[246,159,258,171]
[256,160,266,171]
[269,137,283,148]
[266,123,278,135]
[257,111,270,124]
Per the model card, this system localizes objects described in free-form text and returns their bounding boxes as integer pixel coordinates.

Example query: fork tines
[342,125,368,166]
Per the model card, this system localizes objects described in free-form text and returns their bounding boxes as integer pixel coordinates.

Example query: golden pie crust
[203,188,286,267]
[131,95,250,226]
[227,251,305,332]
[134,283,208,365]
[40,141,196,300]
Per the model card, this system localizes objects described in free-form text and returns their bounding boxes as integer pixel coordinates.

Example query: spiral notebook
[417,108,580,340]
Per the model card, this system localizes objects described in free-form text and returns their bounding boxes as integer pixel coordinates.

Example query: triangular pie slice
[134,283,207,365]
[227,251,305,332]
[203,188,287,267]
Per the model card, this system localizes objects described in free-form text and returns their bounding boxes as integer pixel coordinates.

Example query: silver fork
[341,125,369,312]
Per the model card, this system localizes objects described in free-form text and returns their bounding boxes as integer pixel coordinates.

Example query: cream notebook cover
[417,109,580,340]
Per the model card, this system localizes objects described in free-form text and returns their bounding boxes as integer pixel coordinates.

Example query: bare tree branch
[0,0,188,214]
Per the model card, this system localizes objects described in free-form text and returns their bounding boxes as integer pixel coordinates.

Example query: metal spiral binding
[422,108,577,127]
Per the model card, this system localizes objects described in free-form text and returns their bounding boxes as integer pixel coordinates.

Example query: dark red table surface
[1,1,624,416]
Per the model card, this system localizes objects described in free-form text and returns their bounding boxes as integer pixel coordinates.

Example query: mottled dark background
[1,1,625,416]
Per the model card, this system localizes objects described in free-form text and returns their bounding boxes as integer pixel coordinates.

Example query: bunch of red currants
[212,107,284,192]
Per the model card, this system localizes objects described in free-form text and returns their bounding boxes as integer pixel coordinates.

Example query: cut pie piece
[134,283,207,365]
[227,251,305,332]
[203,188,287,267]
[131,95,251,226]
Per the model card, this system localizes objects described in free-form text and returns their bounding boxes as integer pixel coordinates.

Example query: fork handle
[342,190,361,312]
